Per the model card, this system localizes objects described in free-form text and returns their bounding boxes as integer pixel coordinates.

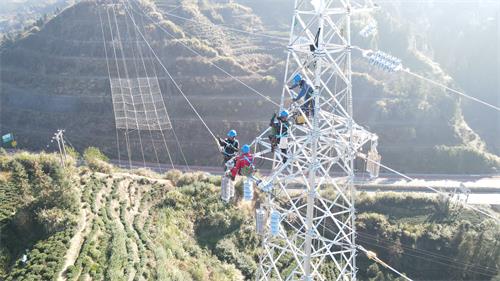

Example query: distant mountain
[0,0,75,35]
[1,0,499,173]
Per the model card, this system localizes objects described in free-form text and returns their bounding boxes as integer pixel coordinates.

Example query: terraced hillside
[0,150,498,280]
[0,0,281,166]
[1,0,499,172]
[0,151,258,281]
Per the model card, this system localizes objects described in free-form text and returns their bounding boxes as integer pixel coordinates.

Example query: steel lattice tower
[253,0,378,280]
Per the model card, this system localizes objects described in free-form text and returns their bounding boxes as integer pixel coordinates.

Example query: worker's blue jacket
[290,80,314,101]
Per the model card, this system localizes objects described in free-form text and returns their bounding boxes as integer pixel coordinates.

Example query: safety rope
[357,246,413,281]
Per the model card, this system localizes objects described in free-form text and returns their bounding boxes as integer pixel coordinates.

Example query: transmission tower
[253,0,379,280]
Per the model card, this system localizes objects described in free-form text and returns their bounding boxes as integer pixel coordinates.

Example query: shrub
[164,169,182,183]
[83,147,109,163]
[36,207,74,234]
[82,147,112,173]
[133,168,159,179]
[65,146,80,160]
[214,238,256,278]
[87,159,112,174]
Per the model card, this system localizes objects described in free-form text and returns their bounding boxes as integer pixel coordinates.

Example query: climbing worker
[289,74,315,117]
[230,144,255,181]
[269,110,290,163]
[218,129,239,169]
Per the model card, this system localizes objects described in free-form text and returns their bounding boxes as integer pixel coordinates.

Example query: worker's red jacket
[231,153,254,178]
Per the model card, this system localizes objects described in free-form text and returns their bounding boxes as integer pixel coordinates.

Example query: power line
[122,2,165,171]
[127,4,280,107]
[136,10,190,170]
[123,2,220,148]
[357,236,496,277]
[357,232,498,275]
[305,207,497,278]
[273,194,496,279]
[110,3,148,168]
[160,10,288,41]
[353,47,500,113]
[98,4,123,168]
[403,68,500,112]
[363,156,499,222]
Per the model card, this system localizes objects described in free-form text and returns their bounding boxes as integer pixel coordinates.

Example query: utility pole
[254,0,379,280]
[52,130,67,166]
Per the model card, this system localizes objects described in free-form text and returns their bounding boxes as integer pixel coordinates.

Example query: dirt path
[58,174,110,281]
[108,177,140,281]
[57,205,88,281]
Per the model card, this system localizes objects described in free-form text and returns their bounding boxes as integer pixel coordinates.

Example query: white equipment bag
[279,137,289,149]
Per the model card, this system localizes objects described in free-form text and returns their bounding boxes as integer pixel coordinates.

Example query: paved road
[111,159,498,180]
[111,159,500,191]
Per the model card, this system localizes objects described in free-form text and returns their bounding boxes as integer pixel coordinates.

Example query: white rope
[121,3,172,171]
[403,69,500,112]
[133,6,191,171]
[105,5,134,168]
[161,10,288,41]
[128,4,280,107]
[123,3,220,147]
[365,157,499,222]
[98,6,122,168]
[111,3,148,167]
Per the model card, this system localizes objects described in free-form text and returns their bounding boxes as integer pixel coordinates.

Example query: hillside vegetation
[0,150,498,280]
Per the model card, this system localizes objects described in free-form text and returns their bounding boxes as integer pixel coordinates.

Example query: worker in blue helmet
[218,129,239,169]
[269,110,290,163]
[230,144,255,181]
[289,73,315,117]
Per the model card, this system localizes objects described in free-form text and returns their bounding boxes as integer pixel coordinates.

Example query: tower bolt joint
[313,49,327,58]
[306,227,317,238]
[307,189,317,198]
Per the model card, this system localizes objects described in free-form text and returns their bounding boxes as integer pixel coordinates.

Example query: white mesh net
[110,77,172,131]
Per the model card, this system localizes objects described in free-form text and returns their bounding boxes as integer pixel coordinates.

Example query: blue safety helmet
[293,74,302,84]
[241,144,251,154]
[227,129,237,138]
[279,110,289,118]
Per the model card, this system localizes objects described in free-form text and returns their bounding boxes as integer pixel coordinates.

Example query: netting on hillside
[110,77,172,131]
